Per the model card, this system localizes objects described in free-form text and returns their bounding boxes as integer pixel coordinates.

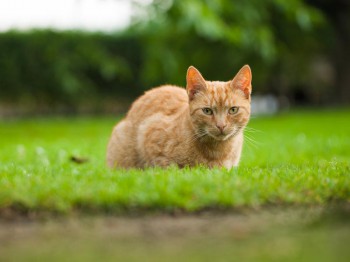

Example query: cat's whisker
[243,126,262,133]
[187,131,208,144]
[244,132,259,143]
[243,133,260,149]
[244,127,263,145]
[230,127,242,138]
[244,139,258,150]
[237,125,259,132]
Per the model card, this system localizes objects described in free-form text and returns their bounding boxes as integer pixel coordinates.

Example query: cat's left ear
[231,65,252,98]
[186,66,207,101]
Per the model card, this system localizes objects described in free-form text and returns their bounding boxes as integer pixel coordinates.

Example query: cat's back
[127,85,188,123]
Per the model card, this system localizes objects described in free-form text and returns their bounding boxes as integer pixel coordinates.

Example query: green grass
[1,109,350,262]
[0,109,349,214]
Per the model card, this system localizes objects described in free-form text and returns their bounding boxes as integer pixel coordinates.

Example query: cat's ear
[231,65,252,98]
[186,66,207,101]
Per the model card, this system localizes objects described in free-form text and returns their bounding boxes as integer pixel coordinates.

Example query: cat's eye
[228,107,239,114]
[202,108,213,115]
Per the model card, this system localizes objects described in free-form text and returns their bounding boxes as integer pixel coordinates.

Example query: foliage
[0,30,142,107]
[131,0,329,98]
[0,109,349,213]
[0,0,338,109]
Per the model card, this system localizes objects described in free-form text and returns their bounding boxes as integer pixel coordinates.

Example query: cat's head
[186,65,252,141]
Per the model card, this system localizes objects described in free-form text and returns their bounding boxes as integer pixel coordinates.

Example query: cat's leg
[223,159,235,169]
[106,120,139,168]
[230,134,244,167]
[149,156,173,167]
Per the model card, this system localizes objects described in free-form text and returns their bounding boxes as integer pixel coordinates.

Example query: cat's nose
[216,124,227,133]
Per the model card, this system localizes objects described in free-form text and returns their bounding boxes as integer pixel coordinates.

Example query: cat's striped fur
[106,65,252,169]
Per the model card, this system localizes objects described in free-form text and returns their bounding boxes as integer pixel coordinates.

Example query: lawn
[1,109,350,261]
[0,109,349,213]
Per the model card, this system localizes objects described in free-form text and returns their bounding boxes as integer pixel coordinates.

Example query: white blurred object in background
[251,95,280,116]
[0,0,132,32]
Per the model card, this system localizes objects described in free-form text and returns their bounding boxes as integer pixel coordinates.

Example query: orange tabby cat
[106,65,252,169]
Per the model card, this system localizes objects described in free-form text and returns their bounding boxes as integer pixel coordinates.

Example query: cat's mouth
[207,127,240,141]
[207,132,231,141]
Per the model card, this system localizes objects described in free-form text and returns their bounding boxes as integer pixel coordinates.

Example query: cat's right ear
[231,65,252,98]
[186,66,207,101]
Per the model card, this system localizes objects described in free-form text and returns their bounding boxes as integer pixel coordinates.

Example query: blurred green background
[0,0,349,116]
